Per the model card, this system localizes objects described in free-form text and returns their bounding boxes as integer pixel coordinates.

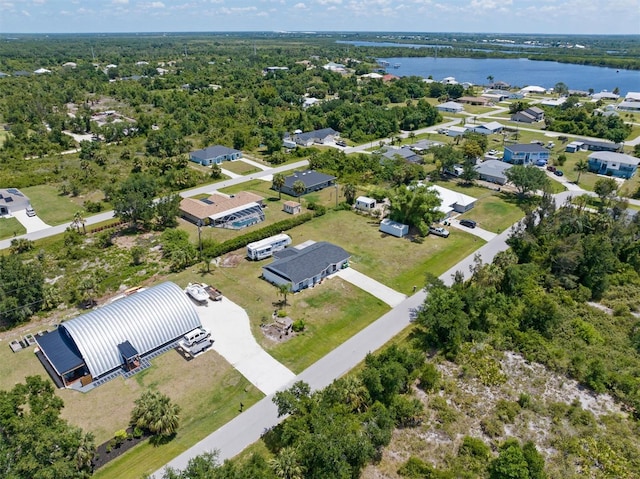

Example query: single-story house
[285,128,339,147]
[447,126,468,137]
[475,160,513,185]
[381,146,423,164]
[591,91,619,101]
[618,101,640,112]
[468,121,504,135]
[283,201,301,215]
[457,96,491,106]
[262,241,350,292]
[436,101,464,113]
[519,85,547,95]
[379,218,409,238]
[624,92,640,102]
[355,196,376,211]
[540,97,566,107]
[580,139,622,152]
[303,97,320,109]
[0,188,31,215]
[511,107,545,123]
[565,141,586,153]
[429,184,477,216]
[277,170,337,197]
[587,151,639,179]
[503,144,550,166]
[409,140,444,153]
[481,91,509,102]
[35,282,202,387]
[490,81,511,90]
[179,191,265,229]
[189,145,242,166]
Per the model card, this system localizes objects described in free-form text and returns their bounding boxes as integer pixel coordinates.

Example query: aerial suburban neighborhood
[0,29,640,479]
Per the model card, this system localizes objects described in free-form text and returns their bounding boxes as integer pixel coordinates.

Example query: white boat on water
[185,283,209,303]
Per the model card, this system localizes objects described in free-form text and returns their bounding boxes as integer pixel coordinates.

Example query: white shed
[355,196,376,211]
[379,218,409,238]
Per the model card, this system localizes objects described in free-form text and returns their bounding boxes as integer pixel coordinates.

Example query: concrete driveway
[192,295,295,395]
[12,209,51,234]
[448,217,497,241]
[333,268,406,307]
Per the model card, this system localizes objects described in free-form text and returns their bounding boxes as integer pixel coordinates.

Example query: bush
[418,363,440,392]
[84,200,103,213]
[480,417,503,438]
[495,399,521,424]
[114,429,128,446]
[277,309,288,318]
[292,319,305,332]
[132,426,144,438]
[397,456,435,478]
[458,436,490,460]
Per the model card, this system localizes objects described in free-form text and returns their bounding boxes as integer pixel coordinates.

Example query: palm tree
[74,433,96,473]
[277,283,291,307]
[574,159,588,184]
[73,211,86,234]
[292,180,306,197]
[487,74,494,85]
[131,390,181,438]
[269,447,304,479]
[343,183,357,205]
[272,173,285,199]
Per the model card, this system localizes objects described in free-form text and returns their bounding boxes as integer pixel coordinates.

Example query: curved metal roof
[62,282,201,378]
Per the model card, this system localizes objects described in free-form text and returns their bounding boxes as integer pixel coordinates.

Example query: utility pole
[197,220,203,260]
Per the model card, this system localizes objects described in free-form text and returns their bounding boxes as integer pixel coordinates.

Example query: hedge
[203,212,314,259]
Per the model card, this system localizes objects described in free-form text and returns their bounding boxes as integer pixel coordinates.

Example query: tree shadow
[261,423,285,454]
[150,432,177,447]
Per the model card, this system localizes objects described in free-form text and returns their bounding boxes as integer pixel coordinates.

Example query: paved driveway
[12,210,51,234]
[448,217,497,241]
[333,268,406,307]
[192,295,295,396]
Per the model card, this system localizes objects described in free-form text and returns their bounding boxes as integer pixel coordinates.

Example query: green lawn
[21,185,83,225]
[0,216,26,239]
[221,160,261,176]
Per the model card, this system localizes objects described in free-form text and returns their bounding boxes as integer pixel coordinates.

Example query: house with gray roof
[189,145,242,166]
[588,151,639,179]
[475,160,513,185]
[436,101,464,113]
[580,139,622,152]
[285,128,339,147]
[381,146,423,164]
[277,170,337,197]
[0,188,32,216]
[511,107,544,123]
[262,241,350,292]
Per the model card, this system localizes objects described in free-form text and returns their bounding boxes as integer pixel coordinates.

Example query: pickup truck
[204,285,223,301]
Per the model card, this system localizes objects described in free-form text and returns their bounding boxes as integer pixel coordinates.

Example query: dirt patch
[112,231,155,250]
[260,323,297,343]
[219,253,243,268]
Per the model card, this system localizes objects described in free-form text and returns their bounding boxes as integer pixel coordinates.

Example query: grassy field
[21,185,84,225]
[221,159,261,176]
[0,216,26,239]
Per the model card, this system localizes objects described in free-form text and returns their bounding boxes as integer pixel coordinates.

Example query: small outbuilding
[355,196,376,211]
[379,218,409,238]
[283,201,301,215]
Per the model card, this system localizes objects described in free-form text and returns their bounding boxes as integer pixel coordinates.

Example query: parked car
[546,165,556,172]
[459,219,477,229]
[429,226,450,238]
[25,206,36,217]
[335,139,347,147]
[554,170,564,177]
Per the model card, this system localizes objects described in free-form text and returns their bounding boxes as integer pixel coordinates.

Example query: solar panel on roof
[200,198,214,204]
[4,197,12,203]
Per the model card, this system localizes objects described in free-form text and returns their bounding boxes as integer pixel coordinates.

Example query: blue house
[588,151,639,179]
[503,144,550,166]
[189,145,242,166]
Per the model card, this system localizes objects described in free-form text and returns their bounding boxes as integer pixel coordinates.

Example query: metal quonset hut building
[35,282,202,387]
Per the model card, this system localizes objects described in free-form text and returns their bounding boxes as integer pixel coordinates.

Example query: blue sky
[1,0,639,35]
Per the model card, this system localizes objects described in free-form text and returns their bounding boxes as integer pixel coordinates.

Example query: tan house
[283,201,302,215]
[180,191,265,229]
[457,96,491,106]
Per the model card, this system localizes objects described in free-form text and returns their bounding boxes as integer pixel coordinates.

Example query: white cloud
[21,9,30,16]
[293,2,307,8]
[112,0,129,5]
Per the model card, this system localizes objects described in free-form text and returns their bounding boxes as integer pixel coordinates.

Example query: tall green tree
[112,173,158,227]
[0,255,45,326]
[342,183,356,205]
[574,158,588,184]
[0,376,95,479]
[388,185,442,236]
[505,165,549,199]
[292,180,306,197]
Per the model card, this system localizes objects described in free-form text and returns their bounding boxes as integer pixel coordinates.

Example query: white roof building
[519,85,547,94]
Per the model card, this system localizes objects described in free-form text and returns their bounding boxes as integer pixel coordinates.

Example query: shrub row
[203,212,314,259]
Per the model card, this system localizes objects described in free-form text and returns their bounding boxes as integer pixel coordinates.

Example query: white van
[25,206,36,217]
[183,327,211,346]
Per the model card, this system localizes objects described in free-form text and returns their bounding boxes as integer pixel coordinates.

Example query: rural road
[0,160,310,251]
[151,224,513,477]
